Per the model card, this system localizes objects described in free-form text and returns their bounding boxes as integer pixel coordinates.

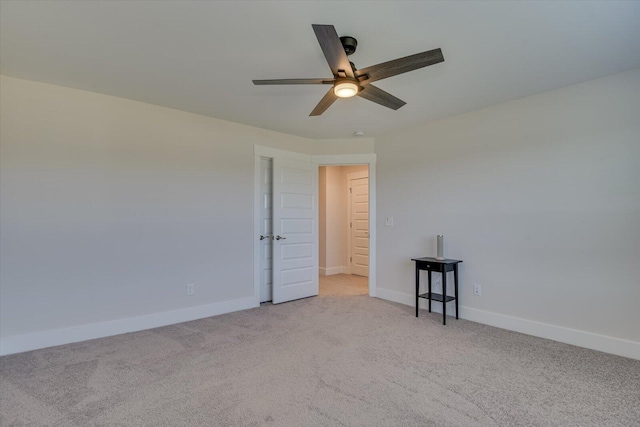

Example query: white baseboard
[376,288,640,360]
[0,296,257,356]
[319,266,348,276]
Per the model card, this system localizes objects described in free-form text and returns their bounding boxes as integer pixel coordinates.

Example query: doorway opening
[318,165,369,293]
[319,273,368,296]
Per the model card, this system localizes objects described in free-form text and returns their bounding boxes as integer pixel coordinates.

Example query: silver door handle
[275,235,286,240]
[259,235,271,240]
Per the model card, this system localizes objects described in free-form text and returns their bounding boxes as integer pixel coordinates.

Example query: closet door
[349,174,369,277]
[272,158,318,304]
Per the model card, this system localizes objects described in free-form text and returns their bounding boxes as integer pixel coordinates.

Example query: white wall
[318,165,368,275]
[0,76,312,353]
[312,138,375,155]
[375,68,640,358]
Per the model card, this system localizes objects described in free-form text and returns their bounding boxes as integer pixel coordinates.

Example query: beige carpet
[1,274,639,426]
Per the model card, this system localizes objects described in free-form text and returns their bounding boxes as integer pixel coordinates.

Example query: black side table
[411,257,463,325]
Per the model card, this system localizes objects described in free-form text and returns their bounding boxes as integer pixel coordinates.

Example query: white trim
[0,296,257,356]
[254,145,310,162]
[319,266,349,276]
[376,288,640,360]
[347,176,352,276]
[313,154,377,297]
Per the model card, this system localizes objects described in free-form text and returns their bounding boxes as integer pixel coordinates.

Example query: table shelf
[418,292,455,303]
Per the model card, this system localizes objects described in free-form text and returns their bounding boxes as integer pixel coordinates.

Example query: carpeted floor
[1,274,639,426]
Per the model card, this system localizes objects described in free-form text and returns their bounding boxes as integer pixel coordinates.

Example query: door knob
[259,235,271,240]
[275,235,286,240]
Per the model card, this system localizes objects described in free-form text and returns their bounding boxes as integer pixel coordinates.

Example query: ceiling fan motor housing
[340,36,358,56]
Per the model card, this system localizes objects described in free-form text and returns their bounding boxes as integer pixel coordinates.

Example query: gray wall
[0,76,311,339]
[3,68,639,357]
[376,68,640,344]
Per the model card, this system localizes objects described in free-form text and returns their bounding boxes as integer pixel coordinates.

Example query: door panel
[272,158,318,304]
[350,176,369,277]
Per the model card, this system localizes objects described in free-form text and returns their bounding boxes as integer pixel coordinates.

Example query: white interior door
[349,174,369,277]
[272,158,318,304]
[259,157,273,302]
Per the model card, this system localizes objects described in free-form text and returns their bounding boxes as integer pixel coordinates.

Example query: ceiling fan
[252,24,444,116]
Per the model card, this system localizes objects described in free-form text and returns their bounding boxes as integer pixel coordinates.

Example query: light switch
[385,217,394,226]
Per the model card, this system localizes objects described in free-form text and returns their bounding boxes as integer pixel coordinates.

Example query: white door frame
[258,157,273,303]
[312,154,377,297]
[254,148,377,302]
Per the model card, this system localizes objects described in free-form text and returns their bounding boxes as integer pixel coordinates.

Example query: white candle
[436,235,444,260]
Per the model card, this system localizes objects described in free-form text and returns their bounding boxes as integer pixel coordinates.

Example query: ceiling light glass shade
[334,81,359,98]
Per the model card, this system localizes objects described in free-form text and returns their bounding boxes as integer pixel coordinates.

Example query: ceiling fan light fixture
[334,81,359,98]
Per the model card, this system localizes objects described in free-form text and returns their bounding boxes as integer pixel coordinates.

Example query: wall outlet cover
[186,283,195,296]
[473,284,481,296]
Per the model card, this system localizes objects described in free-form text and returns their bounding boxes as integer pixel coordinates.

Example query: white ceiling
[2,1,639,139]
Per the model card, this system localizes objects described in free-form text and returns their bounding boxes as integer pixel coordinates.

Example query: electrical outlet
[473,284,481,296]
[384,217,394,227]
[186,283,195,296]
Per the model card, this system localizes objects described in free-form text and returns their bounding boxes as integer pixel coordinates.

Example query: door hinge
[350,257,352,262]
[349,187,352,193]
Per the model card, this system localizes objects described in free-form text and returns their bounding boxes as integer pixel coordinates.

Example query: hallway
[319,274,368,296]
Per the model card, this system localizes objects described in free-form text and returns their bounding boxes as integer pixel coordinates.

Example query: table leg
[415,264,419,317]
[427,270,432,312]
[442,269,447,325]
[454,265,459,319]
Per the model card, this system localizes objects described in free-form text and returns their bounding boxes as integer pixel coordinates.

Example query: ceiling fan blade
[355,48,444,85]
[312,24,355,79]
[309,87,338,116]
[253,78,334,85]
[357,84,406,110]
